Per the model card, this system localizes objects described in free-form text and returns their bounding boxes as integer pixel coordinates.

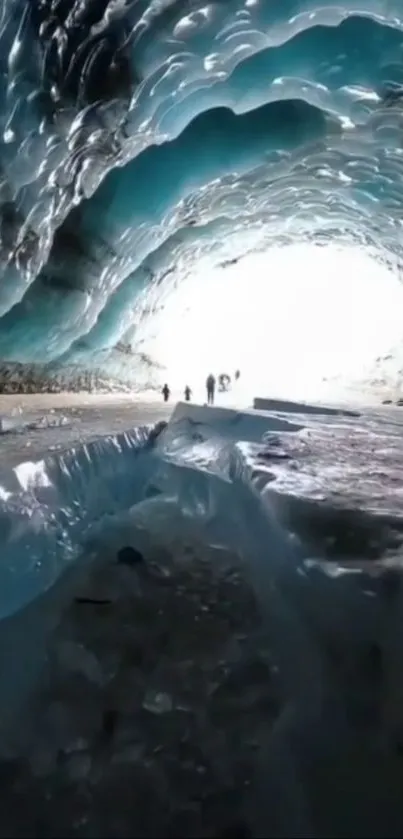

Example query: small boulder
[117,545,144,566]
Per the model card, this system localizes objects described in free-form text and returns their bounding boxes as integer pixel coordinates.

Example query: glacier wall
[0,2,401,378]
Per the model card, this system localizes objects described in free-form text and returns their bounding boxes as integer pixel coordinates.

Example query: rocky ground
[0,393,172,470]
[0,353,160,395]
[3,531,403,839]
[3,395,403,837]
[0,363,131,395]
[0,541,277,838]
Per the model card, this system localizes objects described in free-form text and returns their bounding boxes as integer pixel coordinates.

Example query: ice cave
[1,1,403,837]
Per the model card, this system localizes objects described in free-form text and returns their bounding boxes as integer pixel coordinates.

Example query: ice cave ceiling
[0,0,402,380]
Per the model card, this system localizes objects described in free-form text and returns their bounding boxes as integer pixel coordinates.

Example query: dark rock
[101,709,118,742]
[0,358,159,394]
[116,545,144,566]
[147,421,168,445]
[219,820,251,838]
[380,568,401,601]
[74,596,112,606]
[367,643,383,679]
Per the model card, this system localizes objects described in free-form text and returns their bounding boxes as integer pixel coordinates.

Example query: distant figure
[162,383,170,402]
[206,373,216,405]
[218,373,231,392]
[235,369,240,381]
[184,385,192,402]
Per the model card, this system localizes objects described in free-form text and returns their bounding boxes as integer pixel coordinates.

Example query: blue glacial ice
[0,403,303,621]
[1,0,403,828]
[0,2,402,384]
[0,400,400,744]
[0,399,402,835]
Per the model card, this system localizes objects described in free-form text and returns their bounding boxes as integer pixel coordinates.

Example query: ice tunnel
[4,6,403,834]
[0,0,403,394]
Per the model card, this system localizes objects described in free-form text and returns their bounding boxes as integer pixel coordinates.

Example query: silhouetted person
[235,369,240,381]
[218,373,231,392]
[206,373,216,405]
[162,383,170,402]
[184,385,192,402]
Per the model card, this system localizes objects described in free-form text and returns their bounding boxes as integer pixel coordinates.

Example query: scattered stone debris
[0,542,275,838]
[27,414,70,430]
[0,415,18,433]
[142,689,173,715]
[0,357,160,395]
[0,412,71,434]
[2,539,402,837]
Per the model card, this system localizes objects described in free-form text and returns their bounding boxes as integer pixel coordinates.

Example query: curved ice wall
[0,0,402,376]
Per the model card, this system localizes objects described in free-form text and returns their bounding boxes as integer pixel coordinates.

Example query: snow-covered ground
[0,392,403,836]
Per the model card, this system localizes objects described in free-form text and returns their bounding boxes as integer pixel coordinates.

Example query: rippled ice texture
[0,1,401,378]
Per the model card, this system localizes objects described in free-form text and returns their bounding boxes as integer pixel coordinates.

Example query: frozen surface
[2,393,403,630]
[0,396,403,835]
[252,396,360,417]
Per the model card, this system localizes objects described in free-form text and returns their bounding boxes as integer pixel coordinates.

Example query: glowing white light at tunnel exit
[136,244,403,403]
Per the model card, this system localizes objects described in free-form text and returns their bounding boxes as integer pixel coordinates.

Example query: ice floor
[0,394,403,836]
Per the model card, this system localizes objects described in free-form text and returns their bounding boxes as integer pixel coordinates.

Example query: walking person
[206,373,216,405]
[184,385,192,402]
[162,383,170,402]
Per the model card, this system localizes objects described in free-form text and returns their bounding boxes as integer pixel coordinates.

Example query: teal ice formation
[0,1,401,378]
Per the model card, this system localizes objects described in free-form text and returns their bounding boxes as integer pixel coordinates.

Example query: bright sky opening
[134,243,403,404]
